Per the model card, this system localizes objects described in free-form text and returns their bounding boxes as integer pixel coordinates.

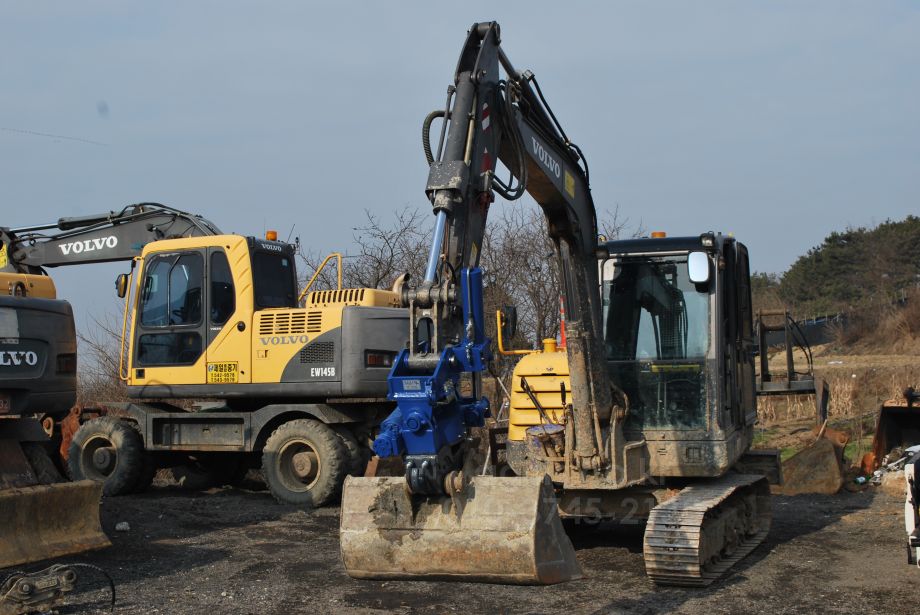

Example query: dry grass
[757,349,918,427]
[829,289,920,355]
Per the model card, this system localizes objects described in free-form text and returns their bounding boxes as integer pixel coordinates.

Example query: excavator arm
[341,22,646,585]
[1,203,220,275]
[372,22,640,493]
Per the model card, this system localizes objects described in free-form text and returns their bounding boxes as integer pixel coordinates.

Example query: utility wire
[0,126,108,147]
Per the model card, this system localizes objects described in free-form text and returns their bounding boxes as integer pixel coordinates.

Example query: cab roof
[140,234,293,255]
[601,233,732,256]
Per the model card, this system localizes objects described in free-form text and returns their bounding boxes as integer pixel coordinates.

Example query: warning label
[207,361,238,384]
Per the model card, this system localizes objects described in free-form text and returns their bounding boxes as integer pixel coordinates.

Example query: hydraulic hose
[422,110,446,167]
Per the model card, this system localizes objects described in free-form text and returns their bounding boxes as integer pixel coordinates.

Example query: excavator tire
[261,419,347,507]
[21,443,64,484]
[67,417,145,496]
[122,420,156,494]
[332,425,371,478]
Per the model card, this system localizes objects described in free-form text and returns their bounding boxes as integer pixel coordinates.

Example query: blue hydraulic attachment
[373,267,491,490]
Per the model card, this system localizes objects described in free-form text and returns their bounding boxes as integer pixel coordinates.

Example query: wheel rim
[81,435,118,481]
[276,439,321,492]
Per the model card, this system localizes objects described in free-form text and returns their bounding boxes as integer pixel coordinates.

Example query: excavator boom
[341,21,646,584]
[1,202,220,274]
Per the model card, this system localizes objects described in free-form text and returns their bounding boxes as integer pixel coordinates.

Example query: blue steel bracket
[374,267,492,462]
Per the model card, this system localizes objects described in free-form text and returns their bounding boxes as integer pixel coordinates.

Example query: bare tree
[296,207,430,292]
[598,204,641,241]
[77,312,130,403]
[481,206,561,347]
[345,208,430,289]
[297,202,639,343]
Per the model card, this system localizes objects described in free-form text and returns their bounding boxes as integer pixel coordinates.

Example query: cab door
[132,250,207,384]
[204,247,251,385]
[735,244,757,426]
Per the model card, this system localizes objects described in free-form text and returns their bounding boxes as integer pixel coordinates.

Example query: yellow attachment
[340,475,582,584]
[0,272,56,299]
[508,350,571,441]
[0,480,110,568]
[299,252,344,302]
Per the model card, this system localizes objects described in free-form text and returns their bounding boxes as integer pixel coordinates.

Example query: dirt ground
[15,475,911,615]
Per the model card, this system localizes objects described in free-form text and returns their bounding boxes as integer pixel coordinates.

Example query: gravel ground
[17,479,912,614]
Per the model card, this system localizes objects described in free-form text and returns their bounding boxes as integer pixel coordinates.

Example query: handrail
[118,261,137,381]
[495,310,534,356]
[298,252,343,302]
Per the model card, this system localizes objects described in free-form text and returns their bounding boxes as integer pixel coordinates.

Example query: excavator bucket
[340,475,582,584]
[870,392,920,467]
[0,480,110,569]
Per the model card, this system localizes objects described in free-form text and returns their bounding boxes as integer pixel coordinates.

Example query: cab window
[252,251,297,308]
[136,252,204,366]
[210,251,235,325]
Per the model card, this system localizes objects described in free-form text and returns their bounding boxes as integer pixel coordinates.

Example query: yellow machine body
[120,234,404,399]
[0,272,57,299]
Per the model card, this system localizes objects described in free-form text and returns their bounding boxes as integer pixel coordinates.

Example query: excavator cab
[603,252,709,431]
[600,234,757,477]
[505,233,759,481]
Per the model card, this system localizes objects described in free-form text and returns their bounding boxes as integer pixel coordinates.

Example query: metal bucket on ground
[0,480,110,569]
[340,474,582,584]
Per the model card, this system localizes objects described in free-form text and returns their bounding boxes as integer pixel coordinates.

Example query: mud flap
[0,480,110,569]
[339,475,582,584]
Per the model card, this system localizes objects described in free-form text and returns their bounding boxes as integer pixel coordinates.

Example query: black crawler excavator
[340,21,778,586]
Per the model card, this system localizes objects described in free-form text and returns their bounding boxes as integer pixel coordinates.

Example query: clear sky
[2,2,918,335]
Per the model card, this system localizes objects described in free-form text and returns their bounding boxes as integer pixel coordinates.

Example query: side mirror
[115,273,130,298]
[500,305,518,341]
[687,251,710,285]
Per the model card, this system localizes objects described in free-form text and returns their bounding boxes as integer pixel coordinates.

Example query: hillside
[754,215,920,318]
[752,216,920,355]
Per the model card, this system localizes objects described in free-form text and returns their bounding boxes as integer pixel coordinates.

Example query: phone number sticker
[207,362,238,384]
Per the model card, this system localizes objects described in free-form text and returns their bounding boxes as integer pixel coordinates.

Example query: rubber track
[643,473,771,586]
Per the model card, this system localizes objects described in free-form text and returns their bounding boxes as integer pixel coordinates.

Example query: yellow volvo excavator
[340,22,779,586]
[1,204,407,523]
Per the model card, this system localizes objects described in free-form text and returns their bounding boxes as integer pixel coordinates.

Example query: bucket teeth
[340,475,582,584]
[0,480,110,569]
